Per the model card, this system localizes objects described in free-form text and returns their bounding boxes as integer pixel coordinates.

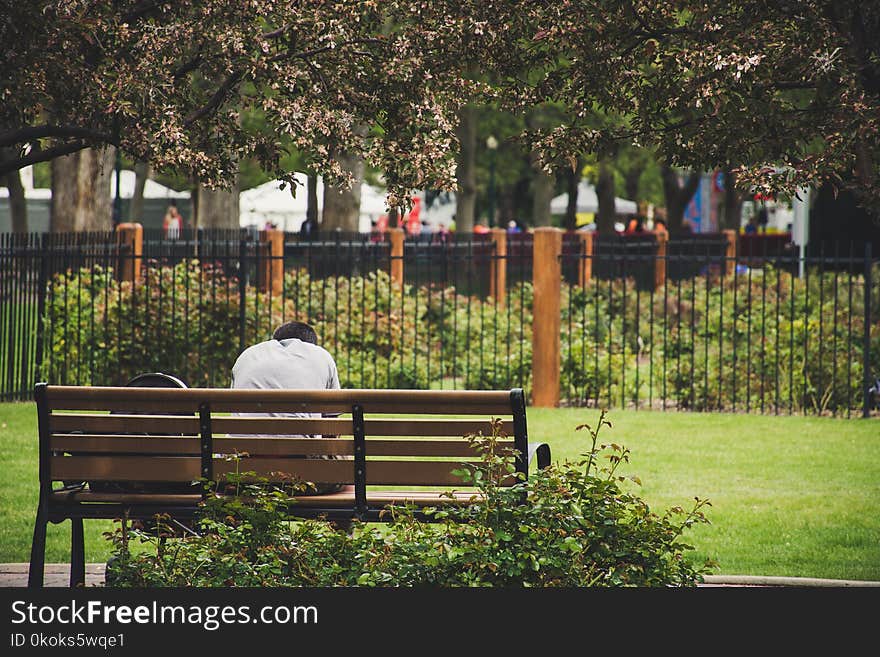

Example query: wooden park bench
[29,383,551,587]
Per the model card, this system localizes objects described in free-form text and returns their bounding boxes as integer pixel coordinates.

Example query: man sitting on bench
[231,321,348,495]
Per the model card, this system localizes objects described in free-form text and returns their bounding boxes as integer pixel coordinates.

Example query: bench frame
[29,384,550,588]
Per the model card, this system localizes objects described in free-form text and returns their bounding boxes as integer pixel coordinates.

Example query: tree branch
[262,24,293,39]
[121,1,172,24]
[269,37,385,64]
[173,52,204,80]
[0,140,91,177]
[0,124,115,148]
[184,70,244,126]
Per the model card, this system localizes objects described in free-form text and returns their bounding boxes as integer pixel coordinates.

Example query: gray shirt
[230,338,345,494]
[231,337,340,421]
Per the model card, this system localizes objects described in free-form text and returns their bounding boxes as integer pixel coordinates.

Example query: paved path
[3,564,878,588]
[2,564,106,588]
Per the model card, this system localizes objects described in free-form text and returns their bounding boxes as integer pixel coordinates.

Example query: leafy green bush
[561,265,879,414]
[105,413,715,588]
[42,261,270,388]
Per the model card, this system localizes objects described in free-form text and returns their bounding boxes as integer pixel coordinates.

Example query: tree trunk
[454,105,476,232]
[661,164,700,234]
[4,166,27,232]
[624,162,644,205]
[321,154,363,232]
[306,174,319,226]
[530,150,555,227]
[50,147,114,232]
[564,160,581,231]
[130,161,150,224]
[595,158,617,235]
[721,169,744,230]
[196,172,240,230]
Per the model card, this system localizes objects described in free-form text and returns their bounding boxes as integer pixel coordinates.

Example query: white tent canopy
[1,169,189,200]
[419,190,456,228]
[360,183,391,218]
[110,169,190,199]
[241,175,389,232]
[239,174,321,232]
[550,180,637,216]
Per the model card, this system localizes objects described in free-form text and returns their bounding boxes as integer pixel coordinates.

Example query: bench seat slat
[48,490,483,508]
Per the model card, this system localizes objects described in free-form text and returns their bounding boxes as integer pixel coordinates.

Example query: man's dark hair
[273,321,318,344]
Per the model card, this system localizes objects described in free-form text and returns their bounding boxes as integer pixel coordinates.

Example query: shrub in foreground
[105,413,716,587]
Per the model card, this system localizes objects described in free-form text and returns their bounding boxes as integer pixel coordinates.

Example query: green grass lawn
[1,401,878,581]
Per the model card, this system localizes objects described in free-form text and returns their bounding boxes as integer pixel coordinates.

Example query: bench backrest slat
[51,435,202,454]
[51,414,200,434]
[49,415,515,438]
[357,461,490,487]
[52,455,201,482]
[44,387,513,415]
[49,435,479,457]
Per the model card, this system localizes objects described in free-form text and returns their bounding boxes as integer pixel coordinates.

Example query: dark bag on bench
[86,372,200,495]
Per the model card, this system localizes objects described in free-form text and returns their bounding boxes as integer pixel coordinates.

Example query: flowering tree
[0,0,495,228]
[480,1,880,215]
[2,1,877,231]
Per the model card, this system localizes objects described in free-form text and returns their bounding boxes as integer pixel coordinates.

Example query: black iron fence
[1,229,876,417]
[562,238,878,417]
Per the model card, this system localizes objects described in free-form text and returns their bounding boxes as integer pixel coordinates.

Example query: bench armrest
[527,442,551,470]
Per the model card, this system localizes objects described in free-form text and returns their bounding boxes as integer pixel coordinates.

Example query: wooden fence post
[389,227,405,289]
[115,222,142,283]
[489,228,507,308]
[578,231,593,288]
[259,229,285,295]
[532,227,562,408]
[723,229,737,277]
[654,230,667,290]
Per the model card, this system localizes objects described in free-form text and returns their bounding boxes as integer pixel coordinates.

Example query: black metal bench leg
[28,504,48,588]
[70,518,85,588]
